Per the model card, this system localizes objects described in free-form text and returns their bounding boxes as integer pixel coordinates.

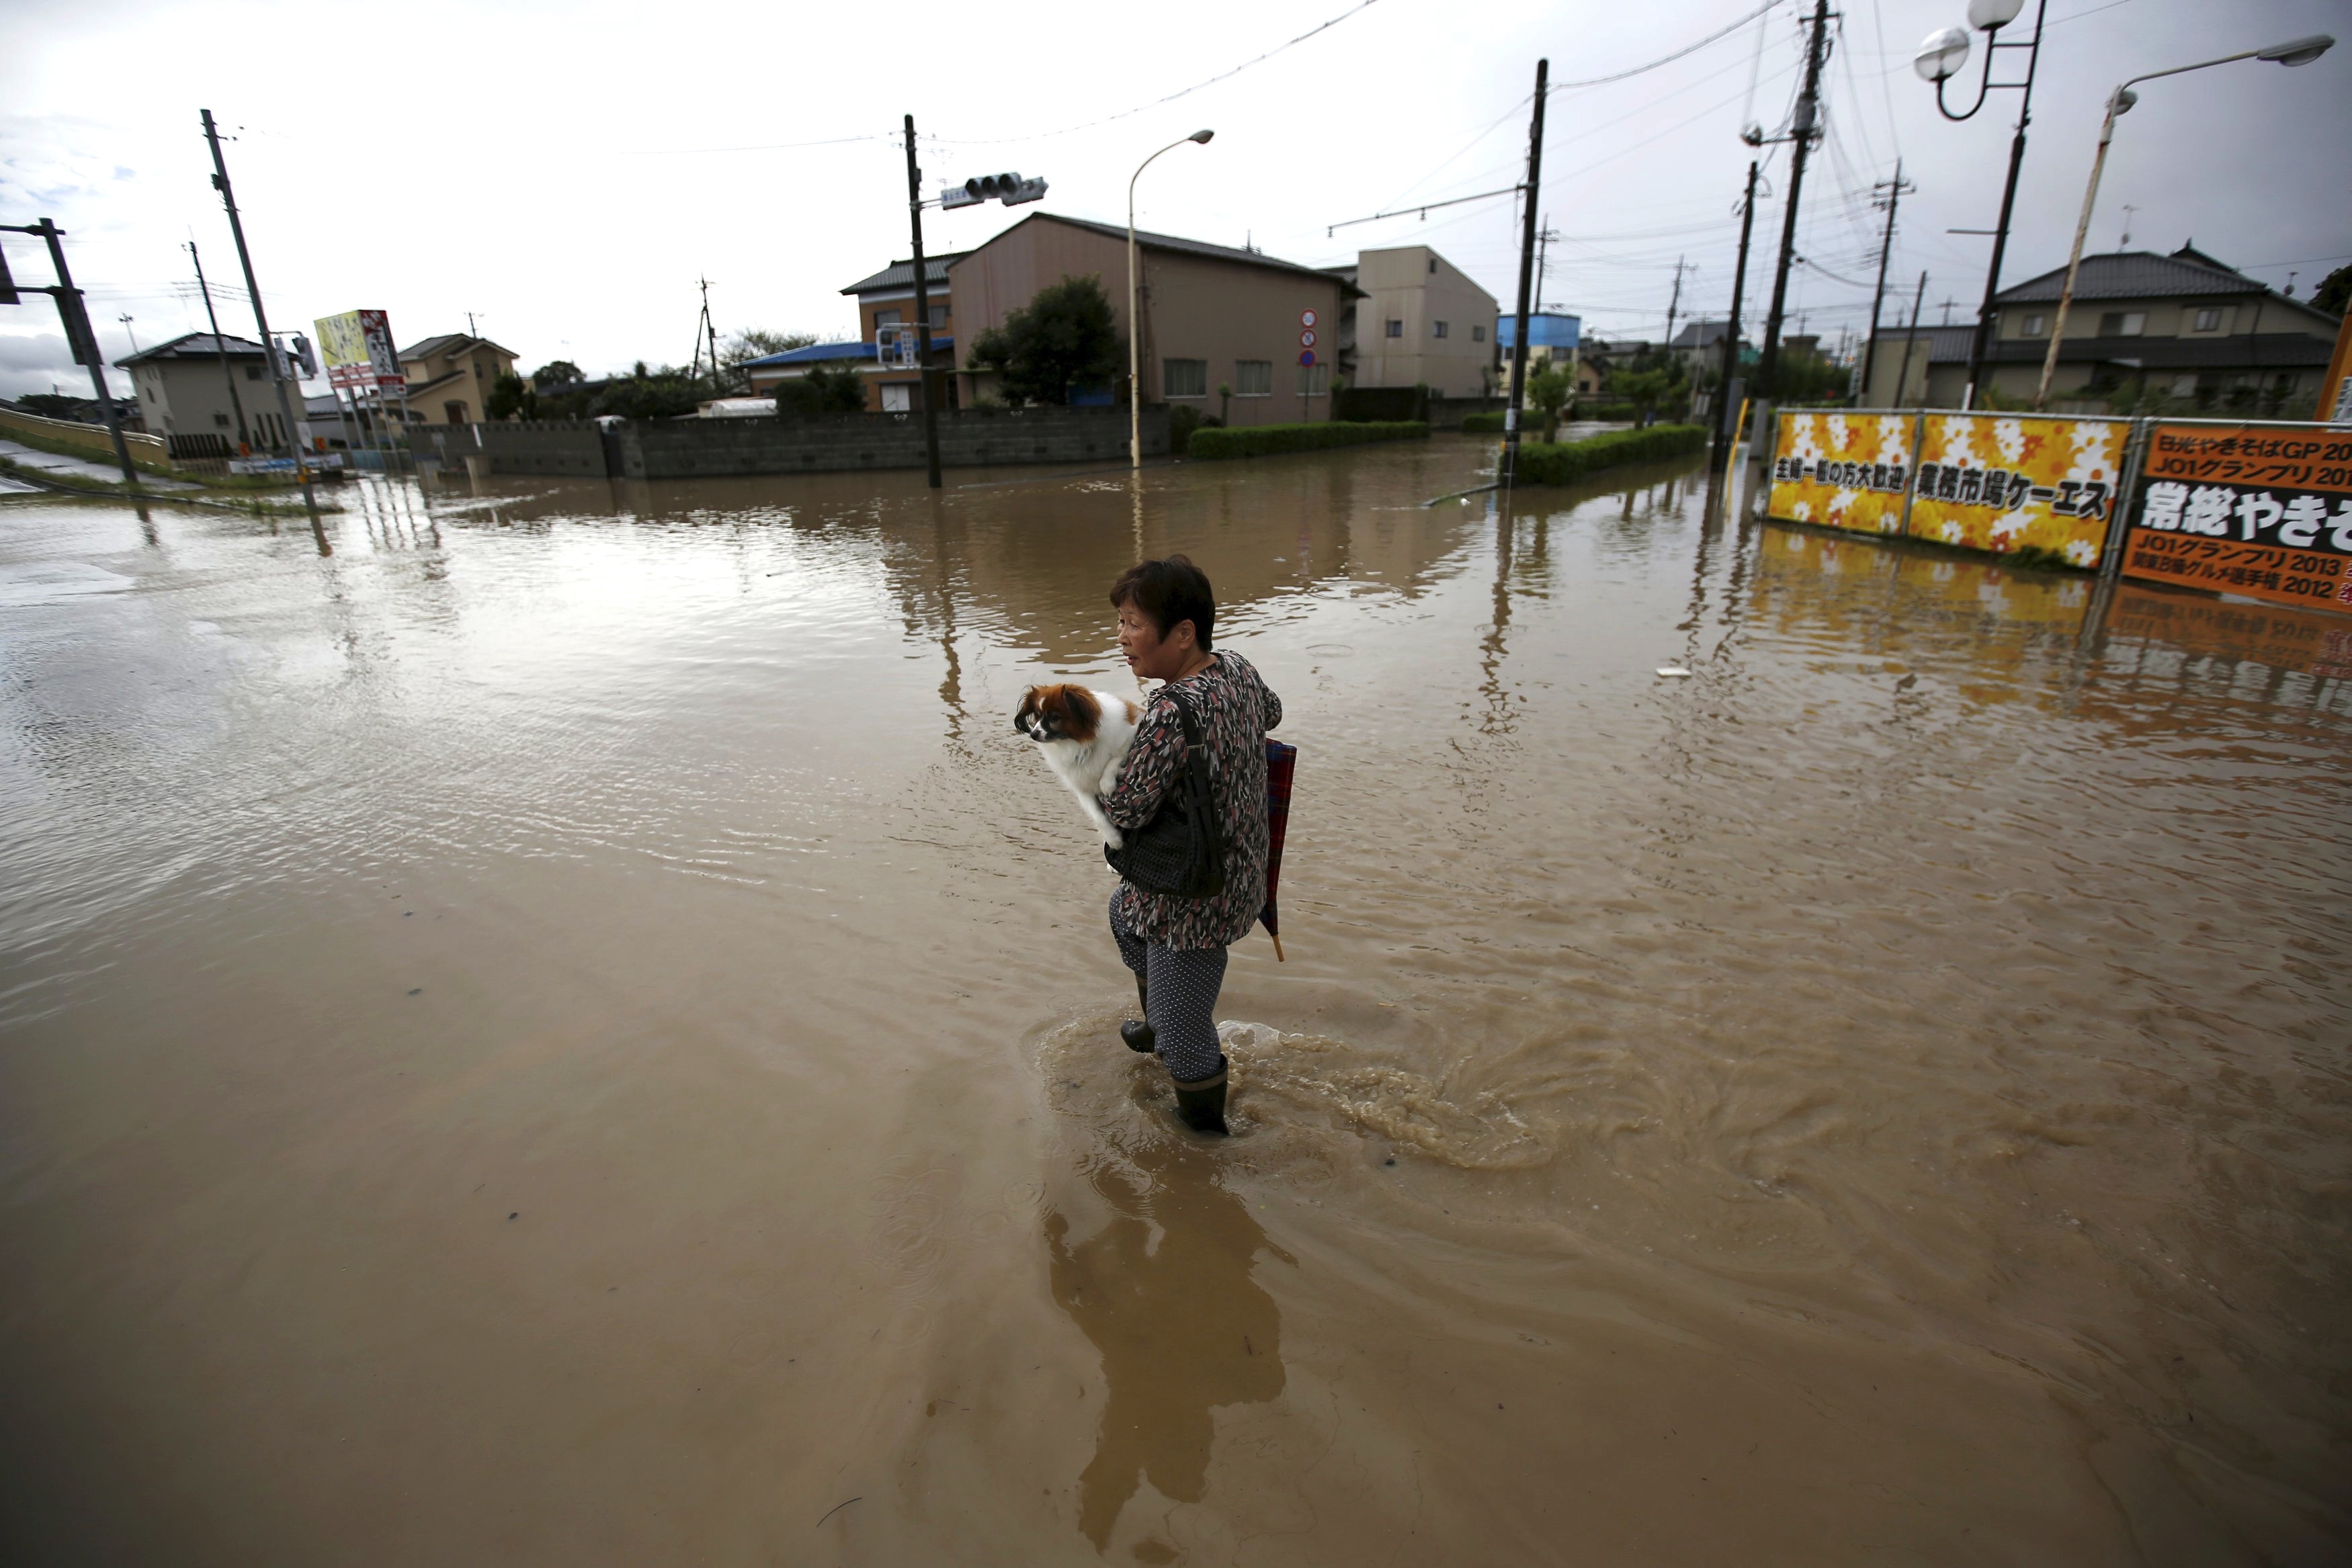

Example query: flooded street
[2,439,2347,1564]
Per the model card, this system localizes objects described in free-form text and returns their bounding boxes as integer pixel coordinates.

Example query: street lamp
[1129,129,1214,470]
[2033,34,2335,408]
[1915,0,2047,408]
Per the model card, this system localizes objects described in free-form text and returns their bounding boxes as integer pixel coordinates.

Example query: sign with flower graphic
[1765,412,1914,537]
[1904,413,2127,569]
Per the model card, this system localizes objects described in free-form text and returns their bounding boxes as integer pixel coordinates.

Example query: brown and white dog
[1015,685,1143,849]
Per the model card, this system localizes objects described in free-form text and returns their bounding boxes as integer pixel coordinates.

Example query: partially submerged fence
[1765,409,2352,616]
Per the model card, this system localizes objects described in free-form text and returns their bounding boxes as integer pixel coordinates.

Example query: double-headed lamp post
[1130,130,1214,470]
[2033,33,2333,409]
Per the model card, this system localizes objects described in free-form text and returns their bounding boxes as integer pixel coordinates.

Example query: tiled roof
[1982,333,2335,369]
[1992,249,2261,304]
[742,336,956,369]
[1670,319,1738,349]
[976,214,1344,286]
[117,331,267,364]
[1877,324,1980,364]
[398,333,518,361]
[839,253,969,295]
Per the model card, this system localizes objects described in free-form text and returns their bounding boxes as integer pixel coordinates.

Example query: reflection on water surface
[1,441,2346,1565]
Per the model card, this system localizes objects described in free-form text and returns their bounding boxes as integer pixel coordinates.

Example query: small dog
[1015,684,1142,848]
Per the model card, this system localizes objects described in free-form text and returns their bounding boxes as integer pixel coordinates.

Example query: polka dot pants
[1108,890,1228,1085]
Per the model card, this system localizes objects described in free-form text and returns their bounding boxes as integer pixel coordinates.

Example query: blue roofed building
[1499,312,1581,388]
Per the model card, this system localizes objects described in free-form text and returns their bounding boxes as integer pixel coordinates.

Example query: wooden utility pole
[200,108,317,517]
[1757,0,1830,400]
[1664,255,1688,350]
[905,114,942,489]
[1863,159,1910,407]
[1714,161,1759,460]
[1893,271,1928,406]
[1501,57,1548,490]
[183,239,251,450]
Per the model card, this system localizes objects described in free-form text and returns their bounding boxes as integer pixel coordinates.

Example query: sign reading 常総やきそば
[1904,413,2126,568]
[1767,412,1913,535]
[2122,423,2352,614]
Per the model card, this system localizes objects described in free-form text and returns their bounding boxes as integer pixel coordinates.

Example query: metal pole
[2035,90,2123,409]
[32,220,138,484]
[1895,271,1927,407]
[1757,0,1830,401]
[1501,57,1548,490]
[1962,0,2049,409]
[1864,159,1904,406]
[200,109,317,516]
[1714,161,1759,460]
[905,114,941,490]
[185,239,251,451]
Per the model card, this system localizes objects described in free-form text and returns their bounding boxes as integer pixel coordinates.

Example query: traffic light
[290,332,318,378]
[940,173,1050,210]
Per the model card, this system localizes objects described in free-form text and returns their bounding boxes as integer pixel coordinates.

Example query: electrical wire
[1547,1,1783,91]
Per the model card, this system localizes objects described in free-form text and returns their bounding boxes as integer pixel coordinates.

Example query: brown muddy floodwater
[1,439,2347,1565]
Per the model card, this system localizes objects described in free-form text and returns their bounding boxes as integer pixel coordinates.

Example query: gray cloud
[0,330,87,398]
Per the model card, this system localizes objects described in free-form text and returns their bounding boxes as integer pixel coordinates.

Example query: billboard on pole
[315,310,404,391]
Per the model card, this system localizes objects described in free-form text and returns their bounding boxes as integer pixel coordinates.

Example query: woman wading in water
[1101,557,1282,1137]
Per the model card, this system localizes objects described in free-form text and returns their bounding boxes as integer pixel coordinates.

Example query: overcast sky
[2,0,2344,400]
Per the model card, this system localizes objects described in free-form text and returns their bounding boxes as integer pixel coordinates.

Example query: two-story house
[1339,246,1499,398]
[118,332,282,457]
[1863,245,2339,410]
[397,333,521,425]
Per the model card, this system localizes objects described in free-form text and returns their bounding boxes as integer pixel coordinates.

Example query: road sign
[1300,330,1316,348]
[1299,350,1316,367]
[1300,308,1318,329]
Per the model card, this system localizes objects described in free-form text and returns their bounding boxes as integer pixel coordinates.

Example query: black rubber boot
[1121,977,1155,1053]
[1171,1057,1229,1137]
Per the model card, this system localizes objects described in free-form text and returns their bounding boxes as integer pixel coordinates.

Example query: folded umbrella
[1260,740,1297,961]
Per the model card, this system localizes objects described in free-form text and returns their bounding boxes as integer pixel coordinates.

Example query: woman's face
[1117,602,1194,683]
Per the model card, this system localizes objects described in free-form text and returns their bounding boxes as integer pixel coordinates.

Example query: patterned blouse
[1102,650,1284,951]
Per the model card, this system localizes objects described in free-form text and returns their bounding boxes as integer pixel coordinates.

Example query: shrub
[1168,404,1224,454]
[1460,410,1505,433]
[1185,421,1427,461]
[1509,423,1707,485]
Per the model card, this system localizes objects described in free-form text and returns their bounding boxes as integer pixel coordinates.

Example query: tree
[966,275,1122,406]
[532,359,584,388]
[589,365,702,419]
[722,329,820,380]
[2313,263,2352,318]
[1524,362,1574,441]
[486,372,535,420]
[773,362,869,417]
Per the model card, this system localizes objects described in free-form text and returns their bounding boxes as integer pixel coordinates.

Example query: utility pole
[1714,161,1760,459]
[904,114,942,489]
[2,219,140,483]
[1664,256,1688,350]
[200,109,315,516]
[1501,57,1548,490]
[184,239,250,451]
[1863,159,1911,408]
[118,314,138,354]
[1893,271,1928,406]
[1757,0,1831,402]
[1534,214,1560,309]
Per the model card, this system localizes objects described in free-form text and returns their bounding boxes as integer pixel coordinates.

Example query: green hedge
[1459,410,1505,433]
[1459,403,1652,434]
[1511,423,1708,485]
[1185,420,1428,460]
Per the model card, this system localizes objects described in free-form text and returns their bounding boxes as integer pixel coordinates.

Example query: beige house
[398,333,520,425]
[949,214,1349,424]
[118,332,286,456]
[1861,246,2339,410]
[839,253,962,412]
[1347,246,1499,397]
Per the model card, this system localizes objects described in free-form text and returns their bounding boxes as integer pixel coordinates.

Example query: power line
[1547,1,1783,91]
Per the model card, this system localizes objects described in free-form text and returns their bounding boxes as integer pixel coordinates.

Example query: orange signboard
[2119,422,2352,614]
[1765,412,1914,536]
[1905,412,2127,567]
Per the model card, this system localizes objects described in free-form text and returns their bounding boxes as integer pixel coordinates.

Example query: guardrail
[0,404,170,465]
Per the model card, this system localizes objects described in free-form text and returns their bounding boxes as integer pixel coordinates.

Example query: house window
[245,363,263,380]
[874,308,902,328]
[1163,358,1208,398]
[2021,313,2048,338]
[2099,311,2146,337]
[1472,324,1486,343]
[2193,307,2222,332]
[1296,364,1329,397]
[880,384,911,412]
[1433,320,1450,339]
[1385,319,1403,339]
[1234,360,1272,396]
[1427,257,1437,274]
[928,304,948,328]
[213,412,230,427]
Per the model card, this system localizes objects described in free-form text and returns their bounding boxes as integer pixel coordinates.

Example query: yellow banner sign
[1906,412,2126,568]
[1765,412,1913,536]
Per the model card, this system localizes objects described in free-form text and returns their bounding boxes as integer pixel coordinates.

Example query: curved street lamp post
[1129,130,1214,470]
[1914,0,2049,410]
[2033,34,2333,409]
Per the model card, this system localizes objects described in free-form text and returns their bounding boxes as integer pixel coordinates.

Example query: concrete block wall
[616,408,1165,479]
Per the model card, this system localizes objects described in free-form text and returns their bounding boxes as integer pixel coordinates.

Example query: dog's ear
[1013,688,1039,734]
[1062,687,1100,730]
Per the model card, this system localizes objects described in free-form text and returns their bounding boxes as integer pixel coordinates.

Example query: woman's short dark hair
[1109,556,1215,650]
